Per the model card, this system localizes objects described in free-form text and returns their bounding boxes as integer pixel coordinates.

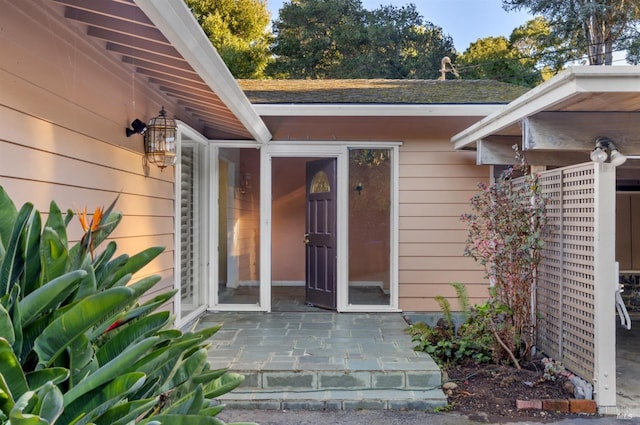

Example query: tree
[457,35,542,87]
[185,0,272,78]
[502,0,640,65]
[457,18,570,87]
[267,0,456,79]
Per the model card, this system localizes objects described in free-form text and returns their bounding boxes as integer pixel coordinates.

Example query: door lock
[303,233,310,245]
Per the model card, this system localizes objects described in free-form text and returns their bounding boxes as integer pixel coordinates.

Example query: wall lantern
[144,107,177,170]
[590,136,627,167]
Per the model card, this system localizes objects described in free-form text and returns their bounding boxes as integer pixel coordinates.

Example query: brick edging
[516,399,597,414]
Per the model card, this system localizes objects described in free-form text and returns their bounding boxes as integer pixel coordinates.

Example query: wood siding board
[399,164,489,178]
[399,190,478,204]
[399,243,466,257]
[399,257,479,270]
[399,151,477,165]
[400,177,484,191]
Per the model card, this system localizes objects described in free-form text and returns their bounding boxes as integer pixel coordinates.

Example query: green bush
[0,187,254,424]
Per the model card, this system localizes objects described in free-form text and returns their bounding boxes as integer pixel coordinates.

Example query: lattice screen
[515,163,597,382]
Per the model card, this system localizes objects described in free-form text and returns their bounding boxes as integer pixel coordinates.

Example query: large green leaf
[9,390,48,425]
[40,227,69,284]
[203,373,245,399]
[44,201,68,248]
[110,246,164,285]
[26,368,69,391]
[32,382,63,424]
[63,336,158,406]
[0,372,15,417]
[0,303,14,345]
[0,203,34,295]
[0,337,28,401]
[19,270,87,327]
[161,348,208,393]
[96,311,171,365]
[68,333,97,388]
[20,209,42,295]
[0,187,18,252]
[61,372,146,425]
[34,286,134,366]
[97,398,157,425]
[138,414,226,425]
[163,384,204,415]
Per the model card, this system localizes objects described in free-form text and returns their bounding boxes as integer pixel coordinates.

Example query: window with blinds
[180,144,198,312]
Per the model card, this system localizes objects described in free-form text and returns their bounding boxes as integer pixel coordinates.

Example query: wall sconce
[590,136,627,167]
[125,118,147,137]
[355,182,363,195]
[144,107,177,171]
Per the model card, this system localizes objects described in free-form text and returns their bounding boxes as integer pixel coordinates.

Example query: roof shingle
[237,79,529,105]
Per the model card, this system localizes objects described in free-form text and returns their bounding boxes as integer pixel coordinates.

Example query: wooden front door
[305,158,337,310]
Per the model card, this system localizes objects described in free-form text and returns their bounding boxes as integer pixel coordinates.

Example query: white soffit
[451,66,640,150]
[252,104,505,117]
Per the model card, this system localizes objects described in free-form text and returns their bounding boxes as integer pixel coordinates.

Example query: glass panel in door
[348,148,391,306]
[218,147,261,305]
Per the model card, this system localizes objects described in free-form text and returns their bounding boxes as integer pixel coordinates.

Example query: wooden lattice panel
[517,163,597,382]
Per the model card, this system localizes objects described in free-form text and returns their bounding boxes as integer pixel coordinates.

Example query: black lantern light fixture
[144,107,177,171]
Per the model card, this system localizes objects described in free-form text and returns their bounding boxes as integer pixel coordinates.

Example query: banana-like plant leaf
[163,384,204,415]
[0,203,34,295]
[161,348,208,393]
[203,373,245,399]
[63,336,158,406]
[9,390,48,425]
[0,303,15,345]
[68,333,97,387]
[61,372,146,425]
[44,201,68,249]
[110,246,164,285]
[20,210,42,296]
[33,381,63,424]
[40,227,69,285]
[0,372,15,417]
[96,311,171,365]
[98,398,157,425]
[34,286,134,366]
[191,369,229,386]
[19,270,87,327]
[0,337,28,400]
[0,187,18,248]
[138,414,226,425]
[74,265,97,301]
[26,368,69,390]
[93,253,128,290]
[198,404,225,417]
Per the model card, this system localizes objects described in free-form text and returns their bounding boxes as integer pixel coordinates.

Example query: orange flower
[76,206,103,232]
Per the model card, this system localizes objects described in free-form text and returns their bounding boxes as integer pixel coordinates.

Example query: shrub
[461,149,548,363]
[0,187,253,424]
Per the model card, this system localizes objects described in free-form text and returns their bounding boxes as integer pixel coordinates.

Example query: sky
[266,0,534,52]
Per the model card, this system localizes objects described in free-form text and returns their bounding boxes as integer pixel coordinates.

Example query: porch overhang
[50,0,271,142]
[451,66,640,168]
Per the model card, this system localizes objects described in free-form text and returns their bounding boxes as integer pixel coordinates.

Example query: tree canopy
[185,0,273,78]
[457,17,568,87]
[502,0,640,65]
[267,0,456,79]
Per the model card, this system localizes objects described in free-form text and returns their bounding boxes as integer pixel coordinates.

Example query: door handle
[304,233,310,245]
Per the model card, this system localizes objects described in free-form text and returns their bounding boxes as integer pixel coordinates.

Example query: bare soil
[444,359,582,423]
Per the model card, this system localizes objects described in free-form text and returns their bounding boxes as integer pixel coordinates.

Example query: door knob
[304,233,310,245]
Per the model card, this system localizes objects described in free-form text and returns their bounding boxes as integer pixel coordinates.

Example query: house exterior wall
[0,2,178,306]
[398,139,490,311]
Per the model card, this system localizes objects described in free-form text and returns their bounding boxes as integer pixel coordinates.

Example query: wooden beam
[478,136,590,165]
[524,111,640,153]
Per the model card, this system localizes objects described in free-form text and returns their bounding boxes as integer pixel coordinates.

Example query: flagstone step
[216,388,448,411]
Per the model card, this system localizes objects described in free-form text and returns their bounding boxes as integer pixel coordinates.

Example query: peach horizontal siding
[0,2,178,310]
[398,139,489,312]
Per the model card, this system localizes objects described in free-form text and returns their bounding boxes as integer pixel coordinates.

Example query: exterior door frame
[263,141,400,313]
[207,140,400,312]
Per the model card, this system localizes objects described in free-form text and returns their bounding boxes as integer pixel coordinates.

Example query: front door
[305,158,337,309]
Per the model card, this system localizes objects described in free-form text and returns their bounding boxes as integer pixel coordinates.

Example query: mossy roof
[237,79,529,105]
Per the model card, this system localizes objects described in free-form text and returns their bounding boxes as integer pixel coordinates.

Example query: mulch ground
[444,359,585,423]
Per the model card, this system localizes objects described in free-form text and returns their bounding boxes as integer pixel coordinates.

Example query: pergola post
[593,162,617,411]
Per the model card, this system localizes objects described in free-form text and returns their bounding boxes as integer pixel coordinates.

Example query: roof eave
[134,0,272,143]
[451,66,640,150]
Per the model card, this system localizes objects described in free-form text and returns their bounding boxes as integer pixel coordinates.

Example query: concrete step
[217,388,448,411]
